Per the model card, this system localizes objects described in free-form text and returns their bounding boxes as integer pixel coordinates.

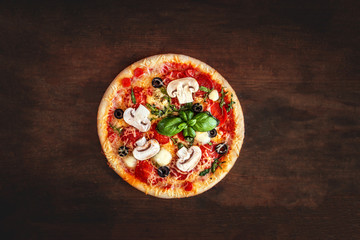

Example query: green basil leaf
[182,127,190,137]
[185,110,194,120]
[187,119,196,127]
[179,111,187,121]
[178,122,187,131]
[188,127,196,138]
[156,117,184,136]
[192,112,219,132]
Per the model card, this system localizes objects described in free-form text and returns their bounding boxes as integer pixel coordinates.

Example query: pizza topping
[121,77,131,88]
[192,112,219,132]
[194,131,211,144]
[199,157,225,176]
[133,139,160,160]
[114,109,124,119]
[122,155,137,168]
[176,146,202,172]
[135,136,147,147]
[227,93,235,113]
[215,143,228,155]
[153,148,172,166]
[157,166,170,178]
[208,129,217,138]
[208,89,219,101]
[192,103,203,113]
[166,77,199,104]
[124,104,151,132]
[151,77,164,88]
[156,110,218,139]
[118,146,129,157]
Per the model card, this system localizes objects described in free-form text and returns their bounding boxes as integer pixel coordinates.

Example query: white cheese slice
[153,148,172,166]
[122,155,137,168]
[209,89,219,101]
[195,131,211,144]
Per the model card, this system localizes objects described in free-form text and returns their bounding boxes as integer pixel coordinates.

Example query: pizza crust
[97,54,245,198]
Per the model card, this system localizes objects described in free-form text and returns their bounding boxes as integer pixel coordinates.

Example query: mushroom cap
[123,104,151,132]
[133,139,160,160]
[166,77,199,98]
[176,146,202,172]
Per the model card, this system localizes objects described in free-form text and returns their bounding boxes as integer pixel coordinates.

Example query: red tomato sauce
[135,160,155,183]
[120,126,144,149]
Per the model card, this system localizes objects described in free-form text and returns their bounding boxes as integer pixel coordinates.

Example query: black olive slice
[157,166,170,177]
[114,109,124,119]
[208,129,217,138]
[215,143,228,155]
[192,103,203,113]
[118,146,129,157]
[152,77,164,88]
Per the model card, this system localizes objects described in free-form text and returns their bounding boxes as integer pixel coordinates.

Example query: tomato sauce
[135,160,155,183]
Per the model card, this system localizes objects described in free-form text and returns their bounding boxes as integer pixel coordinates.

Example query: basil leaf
[179,111,188,121]
[178,122,188,131]
[187,119,196,127]
[156,117,184,136]
[188,127,196,138]
[131,88,136,104]
[192,112,219,132]
[185,110,194,120]
[182,127,190,137]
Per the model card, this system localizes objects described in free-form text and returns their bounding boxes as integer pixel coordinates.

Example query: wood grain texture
[0,0,359,239]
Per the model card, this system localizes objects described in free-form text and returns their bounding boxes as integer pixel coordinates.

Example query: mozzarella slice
[153,148,172,166]
[195,131,211,144]
[209,89,219,101]
[122,155,137,168]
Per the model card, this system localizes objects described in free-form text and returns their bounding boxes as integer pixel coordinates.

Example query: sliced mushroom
[135,136,147,147]
[133,139,160,160]
[176,146,202,172]
[166,77,199,104]
[124,104,151,132]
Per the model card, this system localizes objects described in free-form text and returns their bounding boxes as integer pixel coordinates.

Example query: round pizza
[97,54,244,198]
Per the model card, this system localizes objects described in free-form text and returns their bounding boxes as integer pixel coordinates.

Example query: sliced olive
[215,143,228,155]
[208,129,217,138]
[192,103,203,113]
[114,109,124,119]
[152,77,164,88]
[118,146,129,157]
[157,166,170,177]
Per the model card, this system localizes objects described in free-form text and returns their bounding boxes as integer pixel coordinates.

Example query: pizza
[97,54,244,198]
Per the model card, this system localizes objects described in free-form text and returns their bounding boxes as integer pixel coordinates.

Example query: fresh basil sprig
[156,110,219,138]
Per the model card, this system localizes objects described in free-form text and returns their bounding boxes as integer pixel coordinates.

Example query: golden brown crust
[97,54,244,198]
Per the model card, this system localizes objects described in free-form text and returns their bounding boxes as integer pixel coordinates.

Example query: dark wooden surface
[1,0,359,239]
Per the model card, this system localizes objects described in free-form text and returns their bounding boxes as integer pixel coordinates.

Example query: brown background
[1,0,359,239]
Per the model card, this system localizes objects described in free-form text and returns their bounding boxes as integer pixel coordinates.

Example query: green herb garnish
[131,87,136,104]
[199,86,211,92]
[199,168,210,176]
[219,87,226,108]
[227,93,235,113]
[156,110,218,137]
[199,158,225,176]
[110,124,123,135]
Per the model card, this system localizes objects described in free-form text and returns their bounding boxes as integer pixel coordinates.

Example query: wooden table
[1,1,359,239]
